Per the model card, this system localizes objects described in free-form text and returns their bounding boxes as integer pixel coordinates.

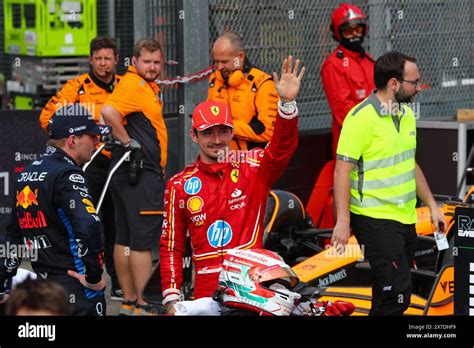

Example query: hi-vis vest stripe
[351,168,415,191]
[350,190,416,208]
[362,148,416,171]
[350,149,416,210]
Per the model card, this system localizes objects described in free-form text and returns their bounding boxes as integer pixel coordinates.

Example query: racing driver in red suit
[160,55,305,312]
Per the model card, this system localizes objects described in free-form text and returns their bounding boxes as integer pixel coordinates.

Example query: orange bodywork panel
[424,265,454,316]
[292,236,362,283]
[316,287,426,316]
[313,265,454,316]
[416,205,453,236]
[316,287,452,316]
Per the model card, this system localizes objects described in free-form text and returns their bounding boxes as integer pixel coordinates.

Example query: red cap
[192,100,234,131]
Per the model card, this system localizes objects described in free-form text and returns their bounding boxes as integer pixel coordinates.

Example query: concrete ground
[104,272,121,315]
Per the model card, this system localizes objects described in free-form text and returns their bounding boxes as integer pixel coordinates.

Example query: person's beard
[340,36,365,54]
[143,72,159,82]
[394,85,417,103]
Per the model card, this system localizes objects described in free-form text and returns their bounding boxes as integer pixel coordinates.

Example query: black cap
[48,104,112,139]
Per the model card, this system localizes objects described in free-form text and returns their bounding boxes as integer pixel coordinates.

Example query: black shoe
[111,288,124,302]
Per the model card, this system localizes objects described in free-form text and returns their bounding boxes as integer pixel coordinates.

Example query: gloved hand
[102,135,121,151]
[322,300,355,316]
[292,300,325,316]
[102,137,141,151]
[124,138,141,151]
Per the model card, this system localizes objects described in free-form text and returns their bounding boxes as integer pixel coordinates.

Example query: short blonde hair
[133,38,162,58]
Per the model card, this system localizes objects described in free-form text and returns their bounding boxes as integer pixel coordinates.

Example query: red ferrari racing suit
[321,45,375,156]
[160,104,298,303]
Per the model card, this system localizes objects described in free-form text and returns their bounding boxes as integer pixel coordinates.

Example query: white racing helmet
[218,248,301,316]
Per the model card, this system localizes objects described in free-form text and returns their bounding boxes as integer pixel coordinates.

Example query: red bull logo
[16,186,39,209]
[18,211,47,229]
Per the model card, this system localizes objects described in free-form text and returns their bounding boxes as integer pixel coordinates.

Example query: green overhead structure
[3,0,97,56]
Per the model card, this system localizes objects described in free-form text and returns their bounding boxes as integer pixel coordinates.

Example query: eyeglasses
[342,25,364,37]
[399,79,419,88]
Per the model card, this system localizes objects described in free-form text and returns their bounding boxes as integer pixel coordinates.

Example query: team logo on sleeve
[75,239,88,257]
[82,198,97,214]
[187,196,204,214]
[207,220,232,248]
[184,177,202,195]
[69,174,85,183]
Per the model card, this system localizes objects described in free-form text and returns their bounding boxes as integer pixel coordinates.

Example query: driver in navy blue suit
[0,105,110,315]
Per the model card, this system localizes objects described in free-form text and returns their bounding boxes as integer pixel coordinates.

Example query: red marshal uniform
[322,2,375,156]
[321,45,375,156]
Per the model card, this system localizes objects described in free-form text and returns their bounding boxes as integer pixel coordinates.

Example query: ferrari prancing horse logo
[211,106,220,116]
[231,169,239,183]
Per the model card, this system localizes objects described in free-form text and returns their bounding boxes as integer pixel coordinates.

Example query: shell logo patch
[187,196,204,214]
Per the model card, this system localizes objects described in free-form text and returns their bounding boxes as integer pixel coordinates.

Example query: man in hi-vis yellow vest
[332,51,444,316]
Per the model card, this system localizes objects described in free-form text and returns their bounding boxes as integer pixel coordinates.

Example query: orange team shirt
[39,72,121,129]
[104,66,168,173]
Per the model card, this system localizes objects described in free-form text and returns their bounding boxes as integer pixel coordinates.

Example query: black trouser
[350,213,417,316]
[46,274,106,316]
[84,153,118,288]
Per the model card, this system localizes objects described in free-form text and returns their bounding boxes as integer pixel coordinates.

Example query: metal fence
[97,0,143,75]
[135,0,179,115]
[1,0,471,128]
[207,0,474,130]
[140,0,474,129]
